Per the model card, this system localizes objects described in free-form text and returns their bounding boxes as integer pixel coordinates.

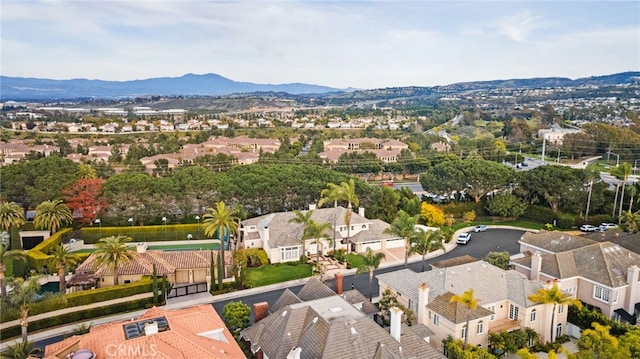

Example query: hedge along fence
[26,228,73,272]
[0,296,158,340]
[0,276,160,323]
[81,224,209,244]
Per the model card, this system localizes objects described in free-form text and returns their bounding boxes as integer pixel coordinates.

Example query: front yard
[245,263,313,287]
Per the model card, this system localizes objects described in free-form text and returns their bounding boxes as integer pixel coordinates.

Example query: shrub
[462,210,476,222]
[440,202,488,218]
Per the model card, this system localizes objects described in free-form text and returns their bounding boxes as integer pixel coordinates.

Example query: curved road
[33,228,525,351]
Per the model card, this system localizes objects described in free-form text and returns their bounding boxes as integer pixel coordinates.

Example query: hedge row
[26,228,72,270]
[439,201,488,218]
[81,224,208,244]
[0,277,158,323]
[0,296,159,340]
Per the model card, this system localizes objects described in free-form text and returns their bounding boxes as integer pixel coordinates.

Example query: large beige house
[240,206,402,264]
[512,231,640,324]
[377,260,563,352]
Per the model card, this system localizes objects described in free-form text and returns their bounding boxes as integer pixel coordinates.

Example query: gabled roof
[271,288,303,313]
[297,277,338,301]
[377,260,545,308]
[512,241,640,287]
[426,292,494,324]
[44,305,244,359]
[519,231,596,253]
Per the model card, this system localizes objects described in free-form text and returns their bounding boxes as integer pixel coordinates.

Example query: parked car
[580,224,598,232]
[600,223,619,230]
[456,233,472,244]
[474,225,487,232]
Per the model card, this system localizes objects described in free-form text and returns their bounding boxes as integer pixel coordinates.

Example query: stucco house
[377,260,563,352]
[240,206,402,264]
[512,231,640,324]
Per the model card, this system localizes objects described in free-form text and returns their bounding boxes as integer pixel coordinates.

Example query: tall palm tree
[289,210,314,258]
[6,276,42,342]
[620,210,640,233]
[33,200,73,234]
[626,182,640,213]
[303,219,333,277]
[411,229,446,272]
[384,210,419,268]
[92,235,135,286]
[202,201,239,279]
[47,244,80,294]
[449,288,478,349]
[0,339,42,359]
[0,201,26,239]
[528,282,582,343]
[355,247,386,301]
[0,245,26,298]
[319,179,359,268]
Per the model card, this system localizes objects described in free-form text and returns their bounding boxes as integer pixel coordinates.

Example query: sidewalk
[0,233,462,350]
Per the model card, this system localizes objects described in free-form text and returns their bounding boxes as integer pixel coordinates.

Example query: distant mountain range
[1,71,638,101]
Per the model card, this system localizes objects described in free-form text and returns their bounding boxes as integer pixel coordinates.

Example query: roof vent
[329,306,344,313]
[350,327,358,335]
[282,310,288,317]
[312,317,318,324]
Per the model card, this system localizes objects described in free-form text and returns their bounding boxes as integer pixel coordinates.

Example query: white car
[580,224,598,232]
[474,225,487,232]
[600,223,619,230]
[456,233,472,244]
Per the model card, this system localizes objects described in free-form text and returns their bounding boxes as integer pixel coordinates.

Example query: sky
[1,1,639,90]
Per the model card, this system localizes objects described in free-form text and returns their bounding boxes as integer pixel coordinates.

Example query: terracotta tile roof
[44,305,244,359]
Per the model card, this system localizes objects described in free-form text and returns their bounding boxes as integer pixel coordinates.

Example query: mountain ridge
[1,71,638,101]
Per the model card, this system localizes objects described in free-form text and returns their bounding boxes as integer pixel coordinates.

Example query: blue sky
[2,1,638,89]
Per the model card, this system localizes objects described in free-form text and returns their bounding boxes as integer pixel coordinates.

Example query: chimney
[136,242,148,253]
[254,302,269,322]
[286,347,302,359]
[358,207,365,218]
[625,265,639,313]
[390,307,403,342]
[144,321,158,336]
[309,203,317,210]
[530,251,542,280]
[417,283,429,325]
[263,227,270,244]
[335,273,344,295]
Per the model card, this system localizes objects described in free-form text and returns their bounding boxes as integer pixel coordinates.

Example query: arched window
[556,323,563,338]
[530,309,537,322]
[476,321,484,334]
[461,325,467,339]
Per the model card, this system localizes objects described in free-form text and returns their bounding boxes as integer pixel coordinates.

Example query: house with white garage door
[239,205,402,263]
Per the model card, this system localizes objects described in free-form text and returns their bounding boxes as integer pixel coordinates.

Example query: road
[33,228,525,351]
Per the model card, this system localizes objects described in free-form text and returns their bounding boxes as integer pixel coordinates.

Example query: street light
[187,233,192,248]
[128,217,134,239]
[95,218,102,238]
[608,151,620,167]
[195,215,200,239]
[162,216,168,240]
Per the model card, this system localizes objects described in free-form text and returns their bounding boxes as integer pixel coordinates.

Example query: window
[461,326,467,339]
[280,246,299,261]
[556,323,563,338]
[476,321,483,334]
[433,313,439,326]
[408,299,417,313]
[558,305,564,314]
[594,286,611,302]
[362,225,366,229]
[486,305,495,321]
[509,304,519,320]
[530,309,536,322]
[351,225,354,231]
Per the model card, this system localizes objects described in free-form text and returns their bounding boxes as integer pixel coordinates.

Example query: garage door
[385,239,404,249]
[362,241,382,251]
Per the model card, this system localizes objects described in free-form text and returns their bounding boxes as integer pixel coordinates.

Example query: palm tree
[77,163,97,179]
[411,229,446,272]
[0,201,26,239]
[626,182,640,213]
[303,219,333,278]
[47,244,80,294]
[202,201,239,279]
[449,288,478,349]
[528,281,582,343]
[92,235,135,286]
[384,210,419,268]
[319,179,359,268]
[620,210,640,233]
[289,210,314,258]
[33,200,73,234]
[355,247,386,301]
[6,276,42,342]
[0,339,42,359]
[0,245,27,298]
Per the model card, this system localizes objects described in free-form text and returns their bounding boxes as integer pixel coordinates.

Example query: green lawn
[347,253,365,269]
[245,263,313,287]
[72,243,219,253]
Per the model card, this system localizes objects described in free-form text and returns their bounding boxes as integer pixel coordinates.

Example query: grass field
[72,242,220,253]
[245,263,313,287]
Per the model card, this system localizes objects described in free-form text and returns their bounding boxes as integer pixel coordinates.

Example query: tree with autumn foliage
[62,178,108,224]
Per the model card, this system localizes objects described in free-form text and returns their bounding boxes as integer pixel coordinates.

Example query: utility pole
[585,179,593,221]
[541,137,546,165]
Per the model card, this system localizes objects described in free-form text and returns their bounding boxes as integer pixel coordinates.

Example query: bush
[234,248,269,268]
[440,202,488,218]
[462,210,476,222]
[522,206,556,226]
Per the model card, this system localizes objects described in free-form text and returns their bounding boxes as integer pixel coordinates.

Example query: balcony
[489,318,522,333]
